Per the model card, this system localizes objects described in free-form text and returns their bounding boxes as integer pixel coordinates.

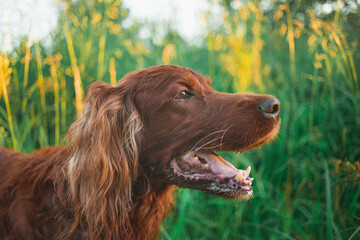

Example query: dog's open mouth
[170,152,253,199]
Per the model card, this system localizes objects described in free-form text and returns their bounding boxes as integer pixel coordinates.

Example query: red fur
[0,65,280,239]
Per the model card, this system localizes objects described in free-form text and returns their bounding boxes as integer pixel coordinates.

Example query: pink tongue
[196,153,239,179]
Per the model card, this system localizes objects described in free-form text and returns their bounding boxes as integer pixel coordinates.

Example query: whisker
[219,126,232,152]
[196,143,223,151]
[187,130,226,155]
[192,136,224,153]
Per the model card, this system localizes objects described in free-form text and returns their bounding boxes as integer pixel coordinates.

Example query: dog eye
[175,90,192,100]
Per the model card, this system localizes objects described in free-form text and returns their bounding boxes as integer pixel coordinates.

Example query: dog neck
[130,185,176,239]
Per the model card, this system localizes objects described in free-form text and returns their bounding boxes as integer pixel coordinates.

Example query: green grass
[0,0,359,239]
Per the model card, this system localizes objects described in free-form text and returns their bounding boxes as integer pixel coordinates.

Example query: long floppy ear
[67,81,142,240]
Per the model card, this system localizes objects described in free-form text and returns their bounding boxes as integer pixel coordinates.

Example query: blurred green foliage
[0,0,359,239]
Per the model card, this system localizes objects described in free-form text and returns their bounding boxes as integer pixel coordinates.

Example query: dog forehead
[136,67,206,92]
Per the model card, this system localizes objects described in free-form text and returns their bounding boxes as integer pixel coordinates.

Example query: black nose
[258,97,280,118]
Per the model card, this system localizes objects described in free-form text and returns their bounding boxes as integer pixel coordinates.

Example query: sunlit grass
[0,54,17,150]
[64,23,84,116]
[0,0,358,239]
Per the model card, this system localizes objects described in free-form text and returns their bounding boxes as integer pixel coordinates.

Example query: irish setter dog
[0,65,280,239]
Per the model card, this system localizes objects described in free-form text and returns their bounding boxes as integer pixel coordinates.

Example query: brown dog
[0,65,280,240]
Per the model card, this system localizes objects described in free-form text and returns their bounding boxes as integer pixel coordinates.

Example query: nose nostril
[258,97,280,118]
[271,103,279,114]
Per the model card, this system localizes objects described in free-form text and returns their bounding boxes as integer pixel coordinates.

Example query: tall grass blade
[324,160,333,240]
[0,55,17,149]
[64,23,84,116]
[35,41,48,136]
[348,226,360,240]
[109,57,116,86]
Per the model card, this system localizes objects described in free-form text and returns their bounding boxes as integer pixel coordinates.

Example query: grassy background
[0,0,359,239]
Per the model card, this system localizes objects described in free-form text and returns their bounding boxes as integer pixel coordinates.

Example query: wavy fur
[67,81,144,239]
[0,65,280,240]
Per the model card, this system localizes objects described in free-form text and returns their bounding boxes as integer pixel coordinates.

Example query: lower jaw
[172,180,253,199]
[207,182,253,199]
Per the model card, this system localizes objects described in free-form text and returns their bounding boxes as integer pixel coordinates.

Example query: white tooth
[195,177,199,181]
[204,164,209,169]
[194,156,200,163]
[246,166,251,176]
[235,171,243,181]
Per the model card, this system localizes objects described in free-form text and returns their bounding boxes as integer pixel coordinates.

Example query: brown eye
[175,90,192,100]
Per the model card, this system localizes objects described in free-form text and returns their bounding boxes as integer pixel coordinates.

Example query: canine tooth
[194,156,200,163]
[246,166,251,176]
[195,176,199,181]
[235,171,243,181]
[204,164,209,169]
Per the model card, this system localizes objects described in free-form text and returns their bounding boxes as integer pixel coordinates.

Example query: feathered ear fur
[67,81,143,240]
